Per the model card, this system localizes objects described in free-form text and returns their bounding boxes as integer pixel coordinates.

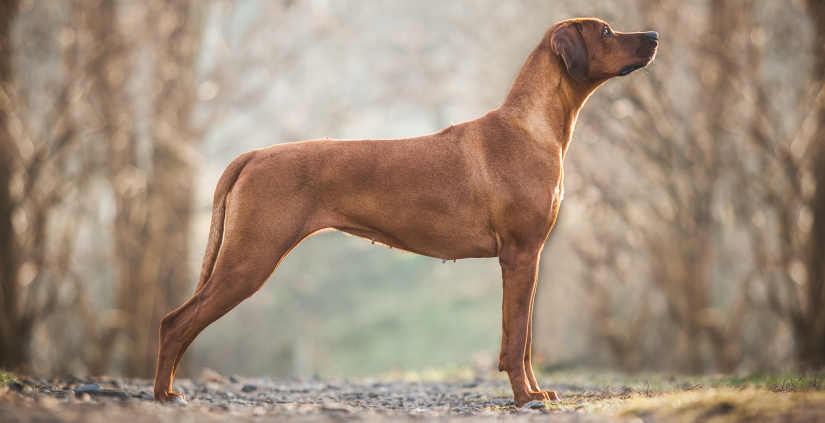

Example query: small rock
[520,400,545,410]
[199,367,223,383]
[5,382,23,393]
[492,398,515,407]
[75,383,100,393]
[322,400,354,413]
[73,383,129,400]
[241,384,257,393]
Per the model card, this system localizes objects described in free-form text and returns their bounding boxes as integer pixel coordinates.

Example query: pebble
[520,400,545,410]
[75,384,100,393]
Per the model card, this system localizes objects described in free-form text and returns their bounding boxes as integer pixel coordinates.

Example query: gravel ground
[0,375,636,423]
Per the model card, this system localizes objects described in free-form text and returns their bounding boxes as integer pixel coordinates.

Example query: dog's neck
[498,42,604,158]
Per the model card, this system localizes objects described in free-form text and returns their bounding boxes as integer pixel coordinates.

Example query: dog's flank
[154,18,658,406]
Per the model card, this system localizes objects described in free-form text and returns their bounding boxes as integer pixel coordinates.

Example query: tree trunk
[0,0,22,372]
[118,0,202,378]
[659,0,744,374]
[801,0,825,370]
[698,0,747,374]
[78,0,142,376]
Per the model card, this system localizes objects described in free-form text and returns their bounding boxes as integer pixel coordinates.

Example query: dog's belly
[333,220,498,260]
[324,177,497,259]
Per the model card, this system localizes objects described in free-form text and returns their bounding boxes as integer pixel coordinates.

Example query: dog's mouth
[619,48,657,76]
[619,62,648,76]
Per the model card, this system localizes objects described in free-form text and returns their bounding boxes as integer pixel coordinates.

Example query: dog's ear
[551,22,590,83]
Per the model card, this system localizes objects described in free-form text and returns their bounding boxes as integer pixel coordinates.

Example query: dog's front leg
[497,247,558,406]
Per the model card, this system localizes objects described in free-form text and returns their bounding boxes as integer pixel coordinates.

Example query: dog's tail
[194,151,255,293]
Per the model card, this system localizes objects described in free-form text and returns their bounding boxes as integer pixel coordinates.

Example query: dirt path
[3,374,825,422]
[0,376,631,422]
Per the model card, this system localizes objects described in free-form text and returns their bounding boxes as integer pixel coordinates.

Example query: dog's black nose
[642,31,659,42]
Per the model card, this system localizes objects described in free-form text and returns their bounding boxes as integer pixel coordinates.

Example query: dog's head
[550,18,658,83]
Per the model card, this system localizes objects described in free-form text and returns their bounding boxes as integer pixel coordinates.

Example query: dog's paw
[171,394,188,405]
[542,390,559,401]
[515,390,559,406]
[156,392,188,404]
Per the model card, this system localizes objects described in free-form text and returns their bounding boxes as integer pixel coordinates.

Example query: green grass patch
[538,369,825,393]
[613,388,825,422]
[532,370,825,421]
[0,372,19,384]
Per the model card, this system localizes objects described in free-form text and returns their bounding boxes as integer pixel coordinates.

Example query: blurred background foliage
[1,0,825,381]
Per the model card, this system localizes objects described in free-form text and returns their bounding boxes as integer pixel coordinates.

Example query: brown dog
[154,18,658,406]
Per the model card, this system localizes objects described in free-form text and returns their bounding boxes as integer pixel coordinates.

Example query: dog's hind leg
[153,202,316,403]
[153,238,303,402]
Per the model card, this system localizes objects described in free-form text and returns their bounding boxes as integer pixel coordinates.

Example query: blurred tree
[801,0,825,370]
[575,0,750,373]
[562,0,823,374]
[0,0,21,371]
[81,0,142,376]
[0,0,207,377]
[665,0,748,374]
[738,0,825,372]
[95,0,204,378]
[136,0,204,378]
[0,0,99,374]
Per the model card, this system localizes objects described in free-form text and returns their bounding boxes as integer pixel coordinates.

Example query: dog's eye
[603,26,612,37]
